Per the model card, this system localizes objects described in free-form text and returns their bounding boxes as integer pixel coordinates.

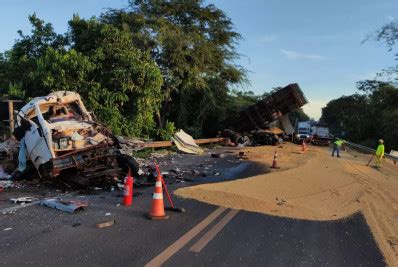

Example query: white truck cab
[13,91,139,185]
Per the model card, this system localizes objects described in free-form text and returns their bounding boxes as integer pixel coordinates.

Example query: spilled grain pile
[175,143,398,266]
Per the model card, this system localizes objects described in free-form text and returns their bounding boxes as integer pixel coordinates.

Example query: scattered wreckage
[8,91,142,186]
[0,83,308,187]
[220,83,308,146]
[226,83,307,133]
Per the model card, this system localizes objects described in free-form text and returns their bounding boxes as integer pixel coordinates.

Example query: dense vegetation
[0,0,256,138]
[321,20,398,151]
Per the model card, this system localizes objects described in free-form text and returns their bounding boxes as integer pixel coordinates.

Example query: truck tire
[116,154,140,178]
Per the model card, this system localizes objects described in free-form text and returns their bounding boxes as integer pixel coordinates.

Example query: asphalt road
[0,152,386,266]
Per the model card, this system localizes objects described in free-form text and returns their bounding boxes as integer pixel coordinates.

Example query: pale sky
[0,0,397,119]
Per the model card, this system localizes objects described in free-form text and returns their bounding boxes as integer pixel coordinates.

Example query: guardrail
[345,141,398,162]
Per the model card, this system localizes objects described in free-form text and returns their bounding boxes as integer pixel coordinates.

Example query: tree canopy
[0,1,251,138]
[101,0,247,135]
[321,21,398,151]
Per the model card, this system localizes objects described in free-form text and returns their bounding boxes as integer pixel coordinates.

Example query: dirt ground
[176,143,398,266]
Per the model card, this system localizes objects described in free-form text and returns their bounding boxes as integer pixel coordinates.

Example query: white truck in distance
[294,121,312,143]
[311,125,332,145]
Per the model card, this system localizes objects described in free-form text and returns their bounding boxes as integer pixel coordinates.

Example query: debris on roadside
[192,169,200,175]
[0,138,19,160]
[2,209,17,215]
[172,130,204,155]
[8,91,144,187]
[218,84,307,148]
[211,153,225,158]
[276,197,286,206]
[220,129,250,147]
[225,84,307,133]
[40,198,88,213]
[0,180,14,190]
[96,219,115,228]
[10,197,38,204]
[4,227,12,231]
[237,152,246,159]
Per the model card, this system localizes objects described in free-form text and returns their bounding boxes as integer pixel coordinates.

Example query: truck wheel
[116,154,140,178]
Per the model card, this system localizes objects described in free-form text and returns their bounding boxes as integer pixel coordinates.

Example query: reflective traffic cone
[270,151,280,169]
[302,141,307,152]
[155,164,185,213]
[146,171,169,220]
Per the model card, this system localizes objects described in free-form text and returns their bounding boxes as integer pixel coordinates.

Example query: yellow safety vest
[335,140,344,147]
[376,144,385,157]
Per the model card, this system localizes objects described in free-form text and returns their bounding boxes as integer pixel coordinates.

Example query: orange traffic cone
[301,141,307,152]
[270,151,280,169]
[146,170,169,220]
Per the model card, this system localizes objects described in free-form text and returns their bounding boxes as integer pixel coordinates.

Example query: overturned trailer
[12,91,140,186]
[229,83,308,132]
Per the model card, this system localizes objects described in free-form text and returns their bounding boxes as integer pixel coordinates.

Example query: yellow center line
[189,209,239,253]
[145,206,226,267]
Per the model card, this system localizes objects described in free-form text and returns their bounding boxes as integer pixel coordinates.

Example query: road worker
[332,138,345,158]
[375,139,385,168]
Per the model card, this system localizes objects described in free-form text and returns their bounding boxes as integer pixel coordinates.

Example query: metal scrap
[10,197,38,204]
[40,198,88,213]
[96,219,115,228]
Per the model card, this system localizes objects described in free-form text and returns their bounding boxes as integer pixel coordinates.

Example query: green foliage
[0,2,246,138]
[288,108,310,125]
[157,120,176,140]
[213,90,258,133]
[69,17,164,137]
[101,0,247,135]
[320,94,370,141]
[32,48,95,93]
[6,82,25,99]
[321,82,398,151]
[0,15,163,138]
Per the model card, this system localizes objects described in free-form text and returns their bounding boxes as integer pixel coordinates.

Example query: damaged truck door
[23,102,54,170]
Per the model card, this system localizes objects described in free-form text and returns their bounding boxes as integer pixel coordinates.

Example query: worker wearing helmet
[375,139,385,168]
[332,139,345,158]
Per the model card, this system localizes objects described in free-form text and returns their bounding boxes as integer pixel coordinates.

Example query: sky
[0,0,397,119]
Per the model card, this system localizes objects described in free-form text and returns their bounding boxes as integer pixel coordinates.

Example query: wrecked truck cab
[14,91,140,185]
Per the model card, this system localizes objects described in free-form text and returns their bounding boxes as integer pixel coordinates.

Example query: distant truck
[294,121,312,143]
[311,125,332,145]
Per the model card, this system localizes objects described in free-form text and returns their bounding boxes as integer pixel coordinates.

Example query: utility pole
[2,99,22,135]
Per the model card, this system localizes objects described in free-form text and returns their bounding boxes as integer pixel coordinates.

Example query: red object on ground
[123,171,133,206]
[302,141,307,152]
[270,151,280,169]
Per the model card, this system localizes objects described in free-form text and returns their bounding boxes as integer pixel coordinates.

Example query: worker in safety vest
[375,139,385,168]
[332,139,345,157]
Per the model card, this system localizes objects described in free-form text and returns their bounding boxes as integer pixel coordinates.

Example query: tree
[6,14,69,97]
[101,0,246,134]
[288,108,310,125]
[1,14,163,137]
[321,81,398,150]
[366,21,398,81]
[320,94,370,142]
[68,17,163,136]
